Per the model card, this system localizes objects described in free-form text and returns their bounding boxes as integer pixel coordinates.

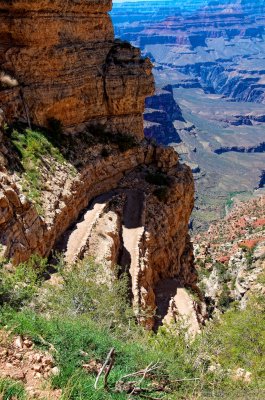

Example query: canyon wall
[0,0,153,138]
[0,0,196,327]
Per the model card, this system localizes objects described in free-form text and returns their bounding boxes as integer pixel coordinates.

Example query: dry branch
[120,362,161,382]
[94,347,115,390]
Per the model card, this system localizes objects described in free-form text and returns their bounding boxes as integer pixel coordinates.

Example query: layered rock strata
[0,132,195,327]
[0,0,153,137]
[194,194,265,312]
[0,0,196,328]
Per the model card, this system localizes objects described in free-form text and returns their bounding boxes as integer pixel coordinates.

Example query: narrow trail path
[57,192,115,264]
[56,189,145,273]
[55,189,198,333]
[171,288,200,335]
[119,190,145,312]
[155,279,200,335]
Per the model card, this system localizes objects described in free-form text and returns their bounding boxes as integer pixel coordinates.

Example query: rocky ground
[0,331,61,399]
[193,194,265,313]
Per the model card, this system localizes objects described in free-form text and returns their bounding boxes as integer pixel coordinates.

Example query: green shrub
[197,265,211,280]
[153,186,169,202]
[215,262,231,283]
[240,247,255,269]
[218,283,232,310]
[10,128,69,213]
[35,258,136,336]
[145,171,171,186]
[210,294,265,375]
[0,255,48,309]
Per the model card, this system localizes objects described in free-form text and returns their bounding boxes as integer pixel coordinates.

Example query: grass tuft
[0,378,26,400]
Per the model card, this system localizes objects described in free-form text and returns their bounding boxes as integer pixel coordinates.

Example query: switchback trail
[155,278,200,335]
[119,190,145,313]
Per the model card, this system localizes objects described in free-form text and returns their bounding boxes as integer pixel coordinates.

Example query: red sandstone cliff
[0,0,153,137]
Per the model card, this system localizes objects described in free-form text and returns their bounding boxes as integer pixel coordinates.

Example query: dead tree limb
[94,347,115,390]
[104,350,115,388]
[172,377,200,383]
[130,362,154,396]
[120,362,161,382]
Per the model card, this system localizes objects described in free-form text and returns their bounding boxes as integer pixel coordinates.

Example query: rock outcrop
[0,133,196,327]
[0,0,153,138]
[0,0,196,328]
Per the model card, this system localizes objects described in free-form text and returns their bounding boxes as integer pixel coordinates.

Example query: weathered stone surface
[0,0,154,138]
[0,330,62,399]
[0,133,196,329]
[0,0,112,12]
[0,0,196,327]
[137,163,195,325]
[0,191,13,224]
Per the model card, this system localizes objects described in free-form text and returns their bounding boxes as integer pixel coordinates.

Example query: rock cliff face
[0,0,153,138]
[0,128,196,327]
[0,0,196,328]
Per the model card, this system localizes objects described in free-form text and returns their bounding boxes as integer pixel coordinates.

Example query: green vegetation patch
[0,255,48,309]
[145,171,171,187]
[0,378,26,400]
[10,128,73,214]
[88,125,139,153]
[211,294,265,376]
[0,256,265,399]
[0,310,155,399]
[226,191,247,210]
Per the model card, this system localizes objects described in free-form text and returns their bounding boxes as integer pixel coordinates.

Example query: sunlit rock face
[0,0,154,138]
[0,0,197,329]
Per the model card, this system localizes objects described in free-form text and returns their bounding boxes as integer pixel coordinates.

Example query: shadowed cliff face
[0,0,154,138]
[0,1,197,328]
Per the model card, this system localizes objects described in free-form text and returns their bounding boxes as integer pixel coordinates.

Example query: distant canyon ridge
[112,0,265,231]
